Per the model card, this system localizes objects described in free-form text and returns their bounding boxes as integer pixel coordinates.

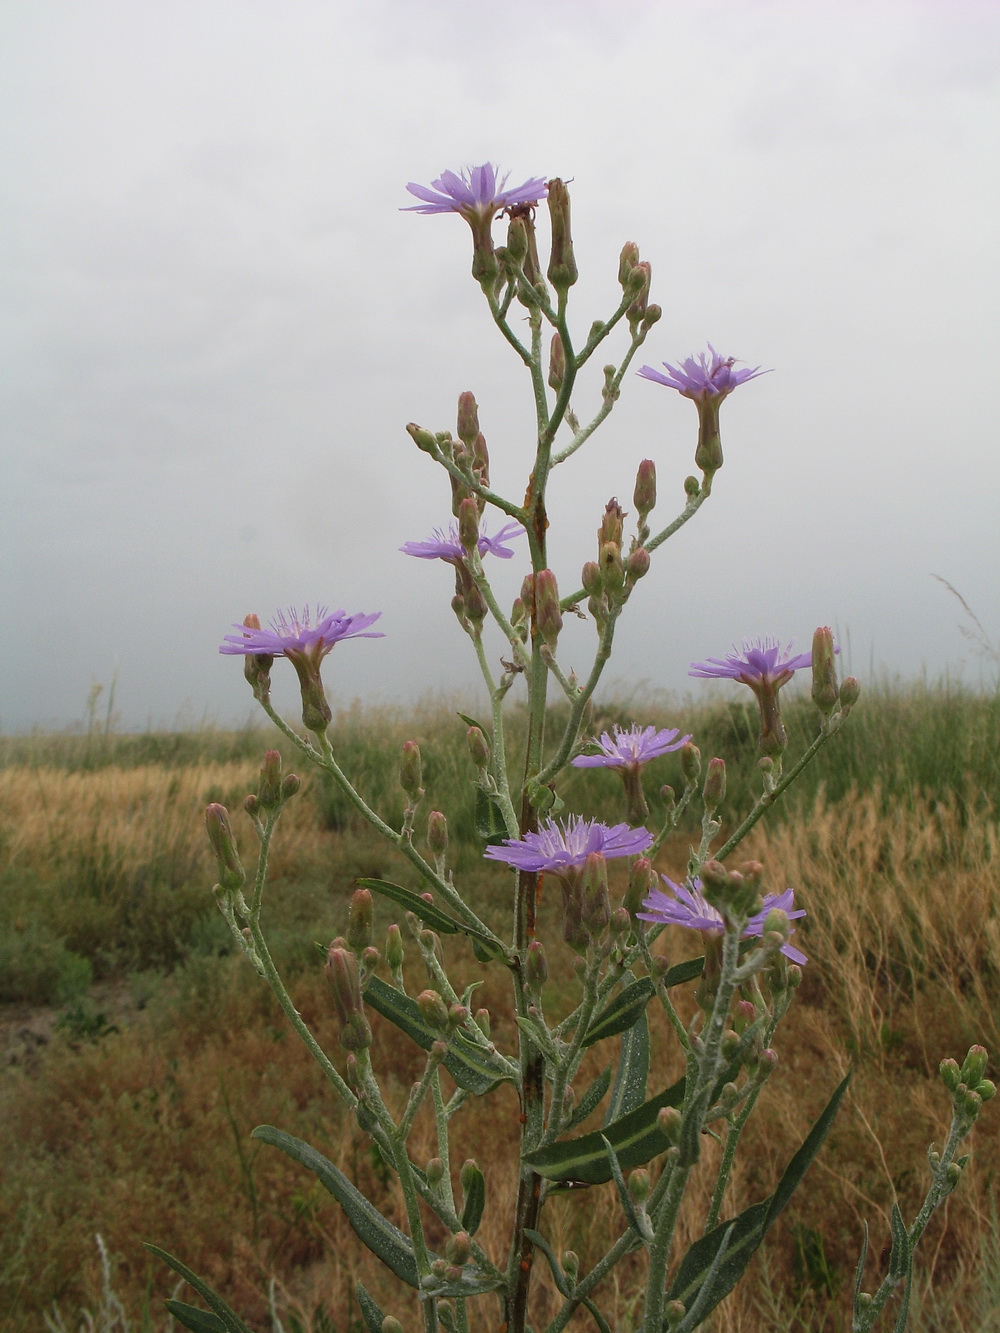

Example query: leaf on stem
[143,1246,254,1333]
[364,975,512,1093]
[566,1067,612,1132]
[582,979,654,1048]
[664,1070,852,1320]
[603,1010,650,1125]
[355,1282,386,1333]
[164,1303,229,1333]
[461,1162,487,1235]
[356,878,505,959]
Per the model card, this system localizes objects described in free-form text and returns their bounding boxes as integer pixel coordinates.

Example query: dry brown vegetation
[1,710,998,1332]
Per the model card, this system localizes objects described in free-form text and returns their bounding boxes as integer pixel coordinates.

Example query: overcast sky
[3,0,998,733]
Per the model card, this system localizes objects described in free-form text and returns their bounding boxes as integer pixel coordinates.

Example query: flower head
[638,345,768,402]
[484,815,652,874]
[638,876,807,964]
[404,164,548,220]
[689,638,812,687]
[220,606,383,662]
[572,724,692,770]
[400,520,524,563]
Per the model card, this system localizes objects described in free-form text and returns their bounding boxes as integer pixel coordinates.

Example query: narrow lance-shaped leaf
[603,1011,649,1126]
[566,1067,612,1132]
[665,1070,852,1321]
[164,1303,229,1333]
[582,978,654,1048]
[461,1162,487,1236]
[356,878,504,958]
[355,1282,386,1333]
[364,975,512,1093]
[143,1246,253,1333]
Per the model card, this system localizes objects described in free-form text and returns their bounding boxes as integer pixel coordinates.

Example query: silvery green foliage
[155,169,991,1333]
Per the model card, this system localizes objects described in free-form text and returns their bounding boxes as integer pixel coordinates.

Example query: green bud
[666,1301,686,1330]
[458,496,479,552]
[257,749,283,810]
[940,1058,961,1092]
[548,332,566,392]
[811,626,839,716]
[618,242,640,287]
[466,726,491,770]
[474,1007,490,1037]
[325,946,372,1051]
[427,810,448,858]
[959,1044,989,1087]
[456,391,479,448]
[205,803,245,892]
[680,742,702,786]
[702,756,727,812]
[533,568,563,648]
[684,475,700,498]
[581,560,602,595]
[582,852,610,935]
[280,773,300,800]
[626,260,651,330]
[418,989,450,1031]
[381,1319,405,1333]
[633,458,657,520]
[399,741,423,803]
[460,1159,480,1191]
[346,888,374,953]
[545,178,578,292]
[625,547,650,586]
[385,923,404,971]
[426,1157,445,1185]
[406,422,438,453]
[599,542,625,593]
[599,498,626,548]
[976,1079,996,1101]
[624,857,656,918]
[657,1106,682,1141]
[239,614,273,704]
[839,676,861,710]
[561,1250,580,1279]
[446,1231,471,1265]
[628,1168,651,1202]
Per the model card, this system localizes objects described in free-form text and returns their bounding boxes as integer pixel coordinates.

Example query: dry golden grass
[1,758,998,1331]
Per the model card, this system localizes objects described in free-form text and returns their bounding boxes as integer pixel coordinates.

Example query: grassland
[1,680,998,1332]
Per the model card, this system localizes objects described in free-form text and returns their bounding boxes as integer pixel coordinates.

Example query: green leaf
[522,1229,572,1298]
[566,1067,612,1132]
[456,711,487,733]
[601,1134,649,1241]
[364,975,511,1093]
[143,1246,253,1333]
[659,939,754,991]
[604,1009,649,1126]
[888,1203,910,1283]
[356,878,504,958]
[461,1162,487,1236]
[475,786,510,846]
[164,1303,228,1333]
[853,1220,870,1315]
[253,1126,422,1287]
[526,1076,687,1184]
[252,1127,503,1302]
[355,1282,385,1333]
[582,979,654,1048]
[665,1070,852,1322]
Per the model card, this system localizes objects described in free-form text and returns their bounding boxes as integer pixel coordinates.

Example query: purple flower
[484,816,652,874]
[400,520,525,563]
[404,164,548,220]
[571,725,692,770]
[690,638,813,687]
[638,345,768,402]
[638,876,807,965]
[220,606,383,663]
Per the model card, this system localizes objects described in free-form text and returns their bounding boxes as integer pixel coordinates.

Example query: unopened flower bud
[582,852,610,934]
[533,569,563,648]
[205,804,245,892]
[455,497,478,554]
[581,561,602,595]
[326,945,372,1050]
[976,1079,996,1101]
[362,946,380,971]
[600,498,626,548]
[610,906,631,938]
[400,741,423,803]
[381,1319,404,1333]
[680,742,702,786]
[385,923,404,971]
[457,391,479,448]
[642,304,662,330]
[418,989,450,1032]
[240,614,274,702]
[599,542,625,593]
[561,1250,580,1279]
[625,857,657,919]
[548,331,566,391]
[427,810,449,858]
[633,459,657,521]
[244,793,259,818]
[526,939,548,992]
[446,1231,472,1265]
[839,676,861,710]
[618,242,640,287]
[702,757,727,812]
[466,726,490,770]
[657,1106,682,1141]
[406,422,438,453]
[960,1045,989,1087]
[628,1168,651,1202]
[626,261,651,329]
[546,178,578,292]
[474,1007,490,1037]
[940,1058,961,1092]
[448,1003,468,1029]
[426,1157,445,1185]
[684,475,701,498]
[257,749,283,810]
[666,1300,686,1329]
[347,888,374,953]
[811,626,839,716]
[625,547,650,585]
[280,773,301,800]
